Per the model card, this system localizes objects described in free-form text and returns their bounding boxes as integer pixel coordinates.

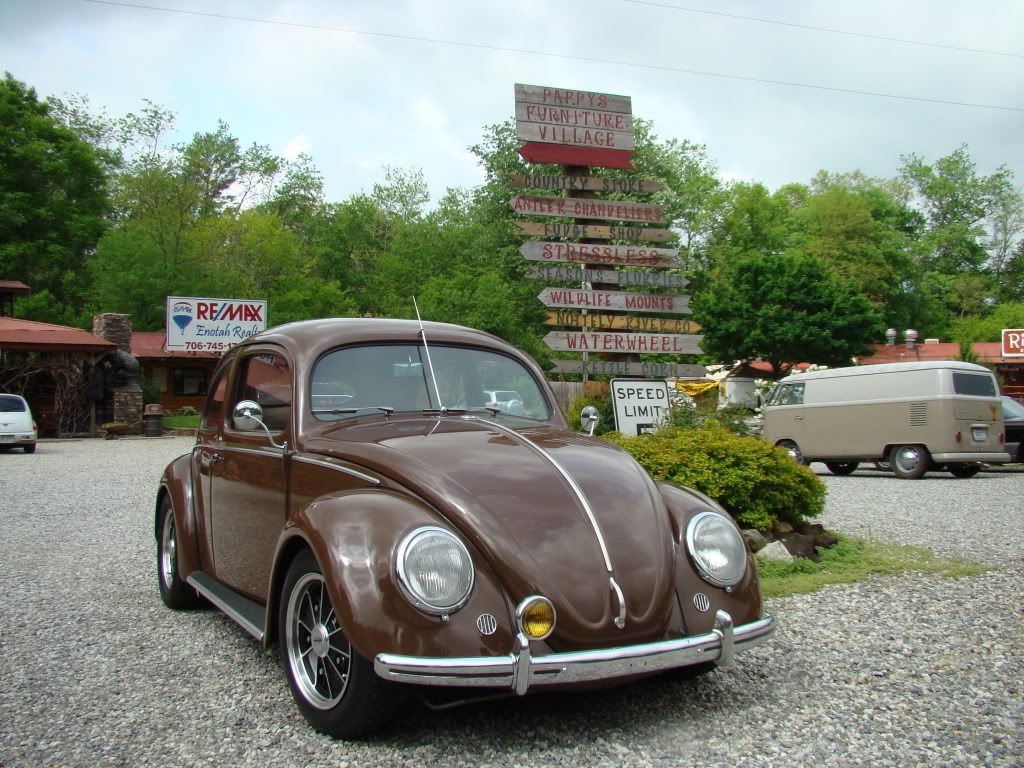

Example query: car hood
[304,416,676,647]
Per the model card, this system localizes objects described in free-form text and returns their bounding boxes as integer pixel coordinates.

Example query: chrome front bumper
[374,611,774,695]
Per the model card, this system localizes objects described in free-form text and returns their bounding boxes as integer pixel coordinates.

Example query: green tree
[692,251,882,374]
[0,73,110,318]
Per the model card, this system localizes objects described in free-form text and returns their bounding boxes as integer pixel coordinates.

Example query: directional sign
[552,359,707,378]
[544,311,701,334]
[521,241,679,268]
[1003,328,1024,357]
[514,220,671,242]
[529,266,688,289]
[543,331,703,355]
[538,287,690,315]
[518,143,635,170]
[509,174,661,193]
[511,196,665,224]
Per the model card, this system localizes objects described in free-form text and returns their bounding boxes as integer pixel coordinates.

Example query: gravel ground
[0,439,1021,767]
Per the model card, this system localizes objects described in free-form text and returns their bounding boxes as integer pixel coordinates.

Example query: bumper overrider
[374,610,775,694]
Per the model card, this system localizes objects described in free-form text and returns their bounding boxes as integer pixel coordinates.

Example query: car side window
[232,353,292,433]
[772,383,805,406]
[200,367,229,432]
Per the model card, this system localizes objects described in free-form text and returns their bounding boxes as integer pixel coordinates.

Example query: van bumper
[932,452,1010,464]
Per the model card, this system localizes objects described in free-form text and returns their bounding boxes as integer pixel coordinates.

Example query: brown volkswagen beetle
[156,318,774,738]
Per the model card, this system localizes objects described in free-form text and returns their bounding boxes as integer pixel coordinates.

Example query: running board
[187,571,266,641]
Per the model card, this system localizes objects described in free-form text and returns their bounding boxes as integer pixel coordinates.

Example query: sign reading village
[165,296,267,352]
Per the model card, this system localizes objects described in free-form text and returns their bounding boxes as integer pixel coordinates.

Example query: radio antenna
[412,296,445,412]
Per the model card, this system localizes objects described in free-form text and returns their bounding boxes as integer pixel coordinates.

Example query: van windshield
[952,372,997,397]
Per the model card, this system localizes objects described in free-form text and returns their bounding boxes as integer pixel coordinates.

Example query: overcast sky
[3,0,1022,204]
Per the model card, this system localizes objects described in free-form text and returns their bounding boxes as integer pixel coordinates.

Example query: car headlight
[396,526,474,615]
[685,511,748,588]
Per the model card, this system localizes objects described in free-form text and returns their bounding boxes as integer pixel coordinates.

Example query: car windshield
[0,395,26,412]
[1003,397,1024,419]
[310,344,551,421]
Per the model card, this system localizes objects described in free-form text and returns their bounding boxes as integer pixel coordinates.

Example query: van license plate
[971,427,987,442]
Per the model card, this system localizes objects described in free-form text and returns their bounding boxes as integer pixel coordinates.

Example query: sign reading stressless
[166,296,267,352]
[611,379,671,436]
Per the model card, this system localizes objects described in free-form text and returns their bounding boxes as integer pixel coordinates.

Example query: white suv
[0,394,37,454]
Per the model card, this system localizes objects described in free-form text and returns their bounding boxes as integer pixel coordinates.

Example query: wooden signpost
[512,82,705,385]
[514,220,671,242]
[543,331,703,355]
[544,311,700,334]
[520,241,679,268]
[538,287,690,315]
[529,266,688,289]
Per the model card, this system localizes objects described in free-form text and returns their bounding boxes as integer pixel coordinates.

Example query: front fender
[156,452,200,579]
[266,488,517,664]
[657,482,765,633]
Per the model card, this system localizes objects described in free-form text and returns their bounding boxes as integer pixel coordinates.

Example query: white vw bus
[761,361,1009,478]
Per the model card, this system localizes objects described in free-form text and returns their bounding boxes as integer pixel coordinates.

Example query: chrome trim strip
[931,452,1010,463]
[464,417,614,574]
[292,454,381,485]
[609,577,626,629]
[374,613,775,691]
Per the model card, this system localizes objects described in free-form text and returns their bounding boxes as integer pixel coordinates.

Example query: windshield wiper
[312,406,395,416]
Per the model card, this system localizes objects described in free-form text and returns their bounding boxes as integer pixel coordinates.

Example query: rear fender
[156,452,201,579]
[265,488,516,663]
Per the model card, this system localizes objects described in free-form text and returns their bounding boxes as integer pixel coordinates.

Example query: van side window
[774,383,805,406]
[952,372,997,397]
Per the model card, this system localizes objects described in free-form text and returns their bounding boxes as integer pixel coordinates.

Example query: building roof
[0,280,31,294]
[130,331,218,360]
[863,342,1022,366]
[0,317,116,352]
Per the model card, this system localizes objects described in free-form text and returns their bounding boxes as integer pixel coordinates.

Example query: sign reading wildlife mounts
[166,296,267,352]
[538,287,690,314]
[610,379,671,435]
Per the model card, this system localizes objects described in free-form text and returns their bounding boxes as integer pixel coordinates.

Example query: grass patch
[162,414,200,429]
[757,534,988,598]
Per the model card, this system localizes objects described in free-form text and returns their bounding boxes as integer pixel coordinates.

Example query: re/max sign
[195,301,264,322]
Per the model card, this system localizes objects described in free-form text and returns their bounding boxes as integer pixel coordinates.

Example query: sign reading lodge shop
[166,296,267,352]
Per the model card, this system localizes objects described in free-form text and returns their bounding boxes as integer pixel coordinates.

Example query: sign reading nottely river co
[166,296,267,352]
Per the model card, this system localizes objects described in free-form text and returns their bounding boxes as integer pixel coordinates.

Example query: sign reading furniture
[165,296,267,352]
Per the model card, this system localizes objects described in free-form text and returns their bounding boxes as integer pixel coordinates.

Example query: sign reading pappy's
[165,296,267,352]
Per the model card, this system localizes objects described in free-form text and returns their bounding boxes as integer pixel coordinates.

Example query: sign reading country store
[166,296,267,352]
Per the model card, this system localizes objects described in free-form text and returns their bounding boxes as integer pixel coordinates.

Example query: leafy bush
[175,406,199,416]
[605,422,825,531]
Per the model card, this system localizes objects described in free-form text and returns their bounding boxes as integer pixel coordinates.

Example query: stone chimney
[92,313,133,353]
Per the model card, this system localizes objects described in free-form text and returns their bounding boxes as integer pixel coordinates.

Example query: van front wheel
[777,441,807,465]
[891,445,929,479]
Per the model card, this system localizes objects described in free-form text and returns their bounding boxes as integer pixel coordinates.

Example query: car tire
[947,462,981,478]
[279,549,398,740]
[890,444,929,479]
[825,461,859,476]
[157,496,204,609]
[777,440,806,465]
[23,443,36,454]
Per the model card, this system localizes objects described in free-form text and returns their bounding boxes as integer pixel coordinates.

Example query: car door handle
[794,416,803,421]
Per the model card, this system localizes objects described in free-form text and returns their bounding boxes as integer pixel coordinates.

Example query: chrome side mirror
[581,405,600,436]
[232,400,287,451]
